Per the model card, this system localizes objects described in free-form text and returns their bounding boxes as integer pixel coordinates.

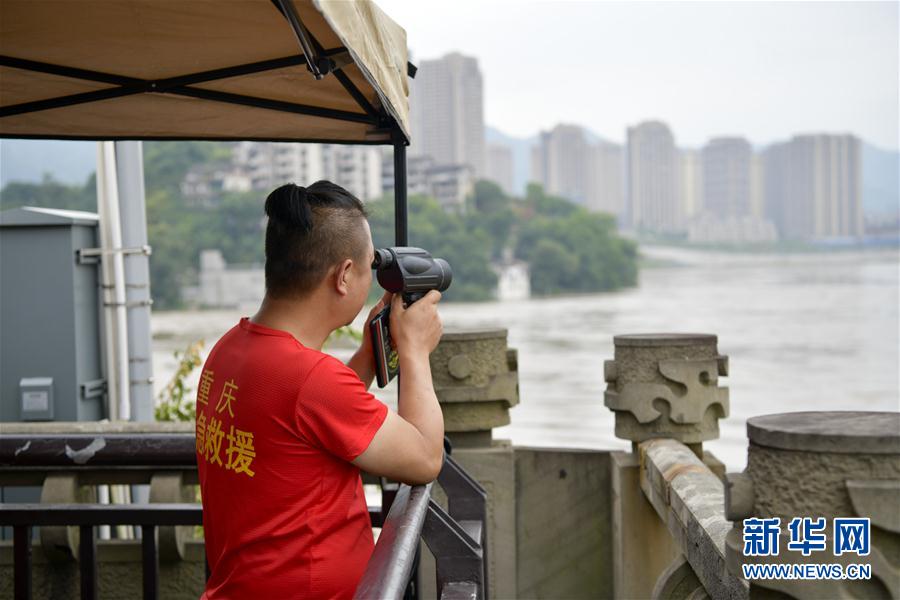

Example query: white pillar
[96,142,131,421]
[115,141,154,422]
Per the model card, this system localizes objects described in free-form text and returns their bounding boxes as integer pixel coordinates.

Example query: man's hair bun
[265,183,313,232]
[263,179,368,299]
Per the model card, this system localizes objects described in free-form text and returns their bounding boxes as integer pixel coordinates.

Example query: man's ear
[334,259,354,297]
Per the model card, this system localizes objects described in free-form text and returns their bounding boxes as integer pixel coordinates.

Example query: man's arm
[346,345,376,389]
[352,291,444,485]
[346,292,391,389]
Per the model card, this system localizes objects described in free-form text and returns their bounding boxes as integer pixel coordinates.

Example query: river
[151,246,900,472]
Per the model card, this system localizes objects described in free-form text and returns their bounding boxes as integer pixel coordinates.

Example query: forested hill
[0,142,638,308]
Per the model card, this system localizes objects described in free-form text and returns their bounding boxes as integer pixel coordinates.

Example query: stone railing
[424,329,519,599]
[723,411,900,599]
[605,333,748,600]
[604,333,900,600]
[5,328,895,599]
[639,438,747,599]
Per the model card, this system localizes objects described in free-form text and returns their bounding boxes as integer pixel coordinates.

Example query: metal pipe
[79,524,97,600]
[114,141,154,422]
[273,0,323,79]
[0,503,203,527]
[97,485,111,540]
[393,142,408,246]
[110,481,134,540]
[13,525,31,599]
[1,433,196,466]
[99,142,131,421]
[96,142,132,421]
[142,524,159,600]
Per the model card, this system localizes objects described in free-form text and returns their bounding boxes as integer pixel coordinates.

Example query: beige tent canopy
[0,0,412,144]
[1,0,416,242]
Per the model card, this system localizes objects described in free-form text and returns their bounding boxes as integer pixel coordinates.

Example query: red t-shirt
[196,317,388,600]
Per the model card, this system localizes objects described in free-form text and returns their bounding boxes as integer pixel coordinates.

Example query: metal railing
[356,454,488,600]
[356,483,433,599]
[0,503,202,600]
[0,429,487,600]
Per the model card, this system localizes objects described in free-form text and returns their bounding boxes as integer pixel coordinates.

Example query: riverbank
[151,247,899,471]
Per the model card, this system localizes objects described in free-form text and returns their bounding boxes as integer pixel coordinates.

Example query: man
[195,181,445,599]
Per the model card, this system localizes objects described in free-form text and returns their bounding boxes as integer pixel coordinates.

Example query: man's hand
[390,290,443,356]
[361,291,393,351]
[353,289,445,485]
[346,291,392,388]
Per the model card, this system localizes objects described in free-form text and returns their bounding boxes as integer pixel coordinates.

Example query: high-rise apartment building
[531,124,590,205]
[231,142,383,202]
[750,153,764,218]
[409,52,485,178]
[329,145,383,203]
[763,134,862,239]
[679,149,702,219]
[486,144,514,195]
[586,141,624,217]
[701,137,753,218]
[626,121,682,232]
[380,153,474,213]
[233,142,325,191]
[530,124,625,217]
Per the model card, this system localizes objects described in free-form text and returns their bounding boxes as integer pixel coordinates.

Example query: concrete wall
[610,451,680,600]
[417,445,616,599]
[515,447,613,599]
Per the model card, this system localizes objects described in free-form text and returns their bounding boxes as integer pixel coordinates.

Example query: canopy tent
[0,0,415,241]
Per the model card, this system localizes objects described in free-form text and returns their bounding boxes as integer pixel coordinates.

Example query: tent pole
[393,142,408,246]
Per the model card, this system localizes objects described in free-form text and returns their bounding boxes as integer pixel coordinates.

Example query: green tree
[0,173,96,212]
[143,141,231,194]
[515,185,637,295]
[524,182,578,218]
[1,148,639,307]
[368,194,498,302]
[155,340,204,422]
[145,187,266,309]
[530,239,579,294]
[466,180,516,259]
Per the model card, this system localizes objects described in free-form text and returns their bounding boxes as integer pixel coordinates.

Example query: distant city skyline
[1,2,897,226]
[381,0,899,151]
[409,53,486,177]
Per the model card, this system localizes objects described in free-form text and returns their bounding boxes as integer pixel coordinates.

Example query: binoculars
[369,247,452,387]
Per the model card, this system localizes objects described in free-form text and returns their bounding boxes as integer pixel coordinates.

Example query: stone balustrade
[723,411,900,599]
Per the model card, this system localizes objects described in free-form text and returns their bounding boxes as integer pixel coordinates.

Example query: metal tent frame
[0,0,415,244]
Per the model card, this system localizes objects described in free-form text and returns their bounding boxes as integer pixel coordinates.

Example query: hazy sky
[379,1,899,150]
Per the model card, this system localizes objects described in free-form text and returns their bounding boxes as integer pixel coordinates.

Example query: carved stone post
[724,411,900,599]
[604,333,730,449]
[429,330,519,449]
[605,333,730,599]
[418,329,519,599]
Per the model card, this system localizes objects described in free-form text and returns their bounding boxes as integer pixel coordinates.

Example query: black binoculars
[372,246,452,304]
[369,247,452,387]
